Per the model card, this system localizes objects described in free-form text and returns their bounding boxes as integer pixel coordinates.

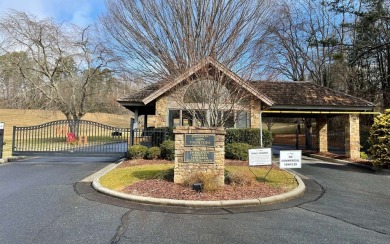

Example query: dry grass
[0,109,131,158]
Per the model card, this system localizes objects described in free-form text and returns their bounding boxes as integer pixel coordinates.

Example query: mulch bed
[117,159,292,201]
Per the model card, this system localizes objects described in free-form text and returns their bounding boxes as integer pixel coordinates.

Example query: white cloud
[0,0,106,27]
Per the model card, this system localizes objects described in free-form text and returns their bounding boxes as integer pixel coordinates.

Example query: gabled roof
[118,57,274,106]
[250,81,374,110]
[118,58,375,112]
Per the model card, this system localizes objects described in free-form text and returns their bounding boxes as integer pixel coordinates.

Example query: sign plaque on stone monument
[185,134,215,147]
[184,151,214,163]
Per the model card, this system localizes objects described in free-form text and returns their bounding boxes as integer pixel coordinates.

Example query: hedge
[225,128,273,147]
[225,142,253,161]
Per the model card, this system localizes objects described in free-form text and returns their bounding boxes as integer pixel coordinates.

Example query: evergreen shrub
[145,146,161,159]
[160,140,175,161]
[369,109,390,167]
[225,128,272,147]
[127,145,147,159]
[225,142,253,161]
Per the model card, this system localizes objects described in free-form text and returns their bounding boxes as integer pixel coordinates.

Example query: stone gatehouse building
[118,57,375,159]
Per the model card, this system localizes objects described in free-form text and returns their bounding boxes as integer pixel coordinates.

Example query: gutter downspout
[261,110,380,115]
[260,111,263,148]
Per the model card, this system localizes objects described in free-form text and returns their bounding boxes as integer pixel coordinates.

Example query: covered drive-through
[117,57,377,159]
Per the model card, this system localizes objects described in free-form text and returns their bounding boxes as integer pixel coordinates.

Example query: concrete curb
[304,153,375,170]
[91,163,306,208]
[0,156,28,164]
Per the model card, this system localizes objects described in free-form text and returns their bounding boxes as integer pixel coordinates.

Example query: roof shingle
[250,81,374,108]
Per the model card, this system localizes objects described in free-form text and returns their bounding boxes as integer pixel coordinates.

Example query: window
[168,110,180,127]
[182,111,193,126]
[168,109,248,128]
[236,111,248,128]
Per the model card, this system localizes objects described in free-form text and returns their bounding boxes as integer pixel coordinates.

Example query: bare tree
[0,10,115,122]
[265,0,343,87]
[99,0,274,83]
[165,63,253,127]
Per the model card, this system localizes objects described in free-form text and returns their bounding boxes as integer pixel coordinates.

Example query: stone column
[316,115,328,153]
[250,98,261,128]
[155,97,167,127]
[173,127,226,187]
[345,114,360,159]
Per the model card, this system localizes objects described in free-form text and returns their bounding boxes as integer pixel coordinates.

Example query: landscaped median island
[98,159,299,202]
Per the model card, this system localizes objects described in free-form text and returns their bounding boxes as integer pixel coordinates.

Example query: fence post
[0,122,4,159]
[130,118,134,146]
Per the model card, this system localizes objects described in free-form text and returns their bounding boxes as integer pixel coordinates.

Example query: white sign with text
[0,122,4,130]
[280,150,302,168]
[248,148,272,166]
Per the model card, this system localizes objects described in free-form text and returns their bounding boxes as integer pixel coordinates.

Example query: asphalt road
[0,156,389,244]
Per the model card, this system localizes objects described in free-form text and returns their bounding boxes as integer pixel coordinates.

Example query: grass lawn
[0,109,131,158]
[100,164,174,190]
[99,163,298,192]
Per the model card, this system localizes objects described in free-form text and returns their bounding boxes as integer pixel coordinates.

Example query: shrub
[225,142,253,161]
[143,127,174,146]
[360,151,369,160]
[127,145,147,159]
[225,170,255,186]
[160,140,175,161]
[145,146,161,159]
[183,172,219,192]
[155,168,174,182]
[225,128,273,147]
[369,109,390,167]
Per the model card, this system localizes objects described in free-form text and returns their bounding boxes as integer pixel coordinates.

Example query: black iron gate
[12,120,130,157]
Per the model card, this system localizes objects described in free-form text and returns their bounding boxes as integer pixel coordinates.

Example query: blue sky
[0,0,106,26]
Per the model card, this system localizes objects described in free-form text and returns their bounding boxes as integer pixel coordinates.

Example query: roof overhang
[117,101,156,115]
[267,105,376,112]
[141,57,274,106]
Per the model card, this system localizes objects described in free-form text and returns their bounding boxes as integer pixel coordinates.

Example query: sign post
[0,122,4,159]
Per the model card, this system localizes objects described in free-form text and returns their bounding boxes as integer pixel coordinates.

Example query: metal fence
[328,130,346,152]
[12,120,130,157]
[130,128,170,148]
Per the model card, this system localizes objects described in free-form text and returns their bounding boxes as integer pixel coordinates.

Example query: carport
[253,81,379,159]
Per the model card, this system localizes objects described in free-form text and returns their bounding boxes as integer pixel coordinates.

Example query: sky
[0,0,106,27]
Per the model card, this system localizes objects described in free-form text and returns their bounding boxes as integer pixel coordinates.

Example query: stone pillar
[173,127,226,187]
[155,97,167,127]
[345,114,360,159]
[250,98,261,128]
[134,108,139,129]
[316,115,328,153]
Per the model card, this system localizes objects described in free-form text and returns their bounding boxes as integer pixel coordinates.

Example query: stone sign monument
[173,127,226,186]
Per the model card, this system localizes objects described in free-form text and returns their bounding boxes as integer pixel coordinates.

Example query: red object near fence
[67,132,76,143]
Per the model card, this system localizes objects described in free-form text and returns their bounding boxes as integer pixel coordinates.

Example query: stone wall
[173,127,226,186]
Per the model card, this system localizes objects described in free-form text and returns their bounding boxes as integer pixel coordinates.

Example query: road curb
[304,153,376,171]
[91,163,306,207]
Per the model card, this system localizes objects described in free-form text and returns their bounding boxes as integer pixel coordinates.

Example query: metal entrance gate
[12,120,130,157]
